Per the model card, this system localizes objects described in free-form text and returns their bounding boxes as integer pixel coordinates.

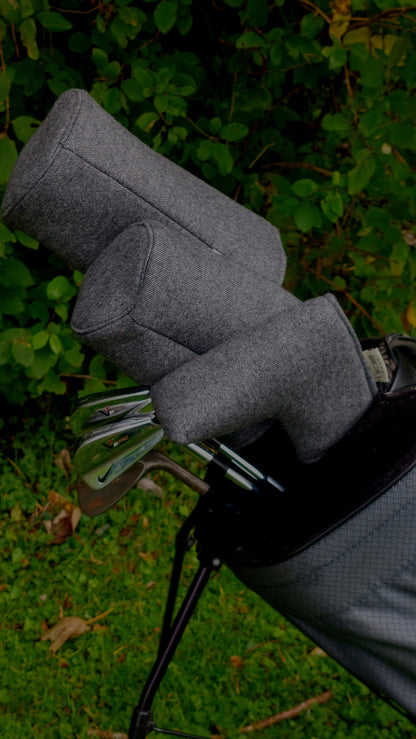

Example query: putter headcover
[2,90,376,460]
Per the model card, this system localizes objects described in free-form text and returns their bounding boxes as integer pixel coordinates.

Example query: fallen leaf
[230,655,244,670]
[43,492,82,544]
[54,448,73,479]
[403,229,416,247]
[137,477,164,498]
[41,616,90,653]
[139,551,158,563]
[310,646,327,657]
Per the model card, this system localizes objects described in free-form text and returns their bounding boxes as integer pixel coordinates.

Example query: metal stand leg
[129,503,223,739]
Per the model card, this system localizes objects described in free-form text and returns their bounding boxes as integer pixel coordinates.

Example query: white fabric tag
[363,347,390,383]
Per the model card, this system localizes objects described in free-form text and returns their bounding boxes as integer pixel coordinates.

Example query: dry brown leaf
[139,551,157,563]
[43,495,82,544]
[54,448,73,479]
[41,616,90,653]
[229,655,244,670]
[47,490,68,510]
[137,478,164,498]
[403,229,416,247]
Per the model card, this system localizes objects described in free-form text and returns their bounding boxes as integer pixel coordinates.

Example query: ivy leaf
[63,345,84,368]
[0,257,34,288]
[246,0,269,27]
[236,31,266,49]
[37,11,73,32]
[293,202,322,232]
[122,78,144,102]
[292,179,319,197]
[347,154,376,195]
[154,1,177,34]
[196,139,213,161]
[136,111,160,132]
[0,135,17,185]
[211,143,234,175]
[12,337,35,367]
[15,230,39,249]
[321,191,344,223]
[12,115,40,143]
[28,349,58,379]
[19,18,39,60]
[37,371,67,395]
[32,331,50,351]
[301,13,325,39]
[322,113,350,132]
[0,290,25,316]
[49,335,63,355]
[68,32,90,54]
[220,122,249,142]
[46,275,75,301]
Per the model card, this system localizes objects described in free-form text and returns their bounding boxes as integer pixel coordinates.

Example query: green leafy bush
[1,0,416,409]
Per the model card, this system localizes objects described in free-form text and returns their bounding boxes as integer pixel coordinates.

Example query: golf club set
[5,87,416,735]
[70,385,288,739]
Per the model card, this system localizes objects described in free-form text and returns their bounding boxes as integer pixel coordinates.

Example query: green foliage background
[1,0,416,410]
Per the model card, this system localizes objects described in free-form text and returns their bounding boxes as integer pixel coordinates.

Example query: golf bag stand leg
[129,501,223,739]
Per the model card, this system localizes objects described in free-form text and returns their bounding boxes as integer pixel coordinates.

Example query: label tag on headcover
[363,347,390,384]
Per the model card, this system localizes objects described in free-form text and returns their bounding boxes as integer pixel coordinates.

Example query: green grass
[1,412,416,739]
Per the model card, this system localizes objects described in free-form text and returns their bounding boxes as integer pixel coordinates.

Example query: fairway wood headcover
[2,89,376,459]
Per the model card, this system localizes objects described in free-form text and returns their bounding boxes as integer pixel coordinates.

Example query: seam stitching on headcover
[2,91,83,218]
[61,144,285,284]
[73,307,198,355]
[123,323,196,354]
[71,219,197,352]
[62,144,225,255]
[71,221,155,334]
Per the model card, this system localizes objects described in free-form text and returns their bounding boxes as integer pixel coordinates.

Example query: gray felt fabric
[152,294,377,462]
[1,88,377,458]
[231,464,416,720]
[1,88,286,281]
[70,220,299,382]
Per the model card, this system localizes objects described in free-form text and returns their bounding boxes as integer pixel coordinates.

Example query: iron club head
[71,386,152,437]
[71,388,165,490]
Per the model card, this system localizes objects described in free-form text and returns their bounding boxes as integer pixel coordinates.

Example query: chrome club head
[77,450,210,517]
[71,388,165,490]
[71,386,152,437]
[77,458,148,516]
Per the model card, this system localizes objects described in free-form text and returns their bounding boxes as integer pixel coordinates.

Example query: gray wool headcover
[2,88,377,458]
[1,88,286,280]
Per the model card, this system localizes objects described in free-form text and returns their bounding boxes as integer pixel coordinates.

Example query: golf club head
[77,458,148,516]
[77,450,210,516]
[72,392,165,490]
[71,386,152,437]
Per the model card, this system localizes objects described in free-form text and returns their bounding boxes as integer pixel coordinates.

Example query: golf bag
[3,89,416,729]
